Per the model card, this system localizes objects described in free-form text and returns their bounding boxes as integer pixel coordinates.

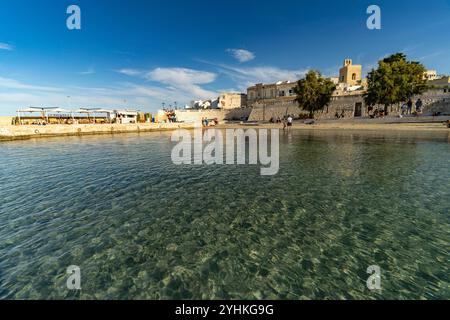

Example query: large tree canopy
[364,53,427,111]
[294,70,336,118]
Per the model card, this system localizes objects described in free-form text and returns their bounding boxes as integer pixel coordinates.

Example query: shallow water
[0,129,449,299]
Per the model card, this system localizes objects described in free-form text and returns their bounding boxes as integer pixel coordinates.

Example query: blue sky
[0,0,449,115]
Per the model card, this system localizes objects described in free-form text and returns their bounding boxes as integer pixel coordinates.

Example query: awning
[46,108,71,113]
[17,107,45,113]
[72,109,92,114]
[90,109,114,114]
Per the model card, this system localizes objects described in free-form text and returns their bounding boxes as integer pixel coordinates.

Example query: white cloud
[208,63,307,91]
[0,74,205,115]
[117,67,220,100]
[0,83,157,114]
[146,67,218,100]
[227,49,255,63]
[124,83,195,103]
[147,67,216,85]
[77,67,96,75]
[118,68,218,102]
[0,65,221,115]
[0,42,14,51]
[116,68,143,77]
[0,77,62,92]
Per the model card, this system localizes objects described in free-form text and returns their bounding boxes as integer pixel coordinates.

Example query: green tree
[294,70,336,118]
[365,53,427,113]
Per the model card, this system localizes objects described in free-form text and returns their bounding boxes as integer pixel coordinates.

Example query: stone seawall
[0,116,13,126]
[0,123,194,141]
[247,89,450,121]
[175,108,252,123]
[247,101,302,121]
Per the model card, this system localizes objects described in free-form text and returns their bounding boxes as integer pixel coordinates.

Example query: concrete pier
[0,123,195,141]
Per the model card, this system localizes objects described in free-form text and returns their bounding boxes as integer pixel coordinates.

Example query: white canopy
[90,109,114,113]
[46,108,71,113]
[72,109,92,113]
[17,107,45,113]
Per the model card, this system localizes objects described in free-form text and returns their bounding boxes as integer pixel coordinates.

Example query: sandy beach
[218,117,450,132]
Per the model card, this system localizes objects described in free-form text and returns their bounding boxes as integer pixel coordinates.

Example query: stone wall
[247,89,450,121]
[248,100,303,121]
[247,95,365,121]
[319,95,366,119]
[175,108,252,123]
[418,90,450,115]
[0,116,13,126]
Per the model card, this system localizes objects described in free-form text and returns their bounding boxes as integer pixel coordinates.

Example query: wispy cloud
[201,61,307,91]
[0,71,215,115]
[77,67,96,75]
[0,80,165,112]
[147,67,215,85]
[0,42,14,51]
[417,51,445,61]
[116,67,219,100]
[0,77,62,92]
[146,67,218,99]
[227,49,255,63]
[116,68,143,77]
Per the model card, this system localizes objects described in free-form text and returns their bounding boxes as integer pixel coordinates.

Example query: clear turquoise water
[0,130,449,300]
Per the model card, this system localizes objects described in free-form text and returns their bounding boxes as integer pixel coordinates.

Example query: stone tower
[339,59,362,86]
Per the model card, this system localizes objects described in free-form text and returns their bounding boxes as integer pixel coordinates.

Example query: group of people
[401,98,423,116]
[163,109,177,123]
[269,116,283,124]
[201,117,218,127]
[334,110,346,119]
[269,115,293,129]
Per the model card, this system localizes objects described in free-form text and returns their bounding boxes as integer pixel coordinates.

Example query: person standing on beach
[287,116,293,131]
[407,99,413,115]
[416,98,423,114]
[401,103,407,116]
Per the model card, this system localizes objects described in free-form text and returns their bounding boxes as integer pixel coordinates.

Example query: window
[352,73,357,81]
